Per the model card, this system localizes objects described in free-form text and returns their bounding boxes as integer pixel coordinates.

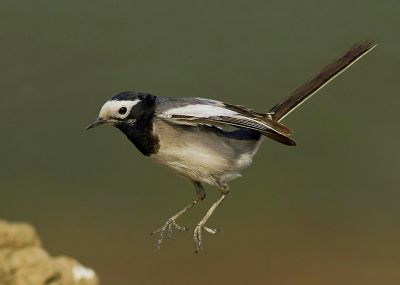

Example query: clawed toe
[203,226,221,234]
[151,218,221,251]
[151,218,188,249]
[193,224,221,252]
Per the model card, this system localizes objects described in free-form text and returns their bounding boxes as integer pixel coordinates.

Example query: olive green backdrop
[1,1,399,284]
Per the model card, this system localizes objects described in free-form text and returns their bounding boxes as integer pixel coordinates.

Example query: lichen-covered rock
[0,220,99,285]
[51,257,99,285]
[0,220,41,249]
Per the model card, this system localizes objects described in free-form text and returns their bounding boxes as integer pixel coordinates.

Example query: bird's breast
[150,120,243,184]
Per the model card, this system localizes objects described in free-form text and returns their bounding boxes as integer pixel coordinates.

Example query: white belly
[150,120,258,185]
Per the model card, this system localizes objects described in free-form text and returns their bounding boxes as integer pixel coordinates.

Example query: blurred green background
[1,1,399,284]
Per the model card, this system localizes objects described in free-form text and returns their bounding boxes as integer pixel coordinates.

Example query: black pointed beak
[86,118,106,130]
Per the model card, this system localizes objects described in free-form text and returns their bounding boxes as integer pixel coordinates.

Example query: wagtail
[86,42,376,252]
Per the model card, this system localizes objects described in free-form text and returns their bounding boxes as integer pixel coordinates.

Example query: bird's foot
[193,223,221,253]
[150,218,188,249]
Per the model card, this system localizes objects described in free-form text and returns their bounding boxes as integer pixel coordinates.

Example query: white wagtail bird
[86,42,375,252]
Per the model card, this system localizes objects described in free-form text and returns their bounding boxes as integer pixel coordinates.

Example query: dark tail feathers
[269,42,377,122]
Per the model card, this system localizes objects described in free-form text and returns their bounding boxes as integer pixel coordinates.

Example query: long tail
[269,42,376,122]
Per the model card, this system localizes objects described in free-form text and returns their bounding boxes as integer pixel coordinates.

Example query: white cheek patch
[99,99,141,119]
[162,104,238,118]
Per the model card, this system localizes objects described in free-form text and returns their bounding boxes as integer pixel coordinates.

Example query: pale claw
[203,226,220,234]
[151,218,188,249]
[193,224,221,252]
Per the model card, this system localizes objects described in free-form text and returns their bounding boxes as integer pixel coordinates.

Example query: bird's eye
[118,107,127,115]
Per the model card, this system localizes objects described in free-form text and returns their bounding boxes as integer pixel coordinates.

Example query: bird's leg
[193,183,229,252]
[151,181,206,249]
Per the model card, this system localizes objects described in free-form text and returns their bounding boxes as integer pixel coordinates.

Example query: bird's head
[86,91,155,130]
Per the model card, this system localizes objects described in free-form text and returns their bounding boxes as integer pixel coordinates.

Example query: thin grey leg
[193,184,229,252]
[151,181,206,249]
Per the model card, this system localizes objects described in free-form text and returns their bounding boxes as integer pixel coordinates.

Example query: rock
[51,257,99,285]
[0,220,99,285]
[0,220,41,249]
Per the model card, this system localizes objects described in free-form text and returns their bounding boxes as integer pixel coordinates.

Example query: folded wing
[156,100,296,146]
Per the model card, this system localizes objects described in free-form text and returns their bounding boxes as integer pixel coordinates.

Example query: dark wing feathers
[159,105,296,146]
[206,116,296,146]
[222,103,292,135]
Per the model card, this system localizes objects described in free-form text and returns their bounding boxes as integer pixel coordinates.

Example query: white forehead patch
[99,99,141,119]
[162,104,238,118]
